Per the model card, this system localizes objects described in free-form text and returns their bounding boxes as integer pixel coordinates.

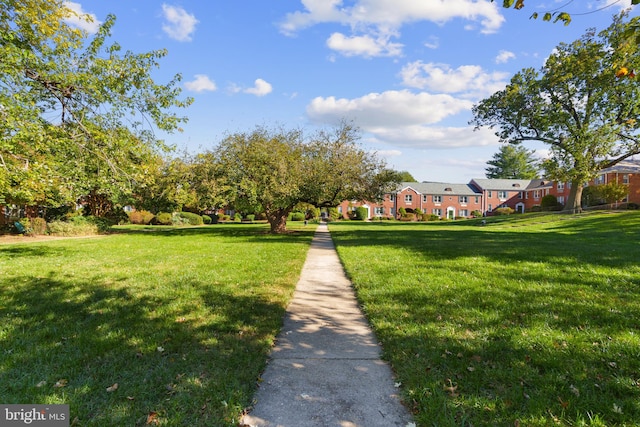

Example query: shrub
[47,216,109,236]
[233,213,242,222]
[155,212,173,225]
[627,202,639,210]
[202,215,212,224]
[398,207,407,217]
[328,207,340,221]
[494,207,514,215]
[178,211,204,225]
[245,214,255,223]
[30,217,47,235]
[471,210,482,218]
[541,194,561,211]
[425,214,440,221]
[353,206,369,220]
[289,212,305,221]
[128,210,155,225]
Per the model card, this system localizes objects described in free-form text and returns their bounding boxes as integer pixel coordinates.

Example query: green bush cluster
[352,206,369,220]
[155,212,173,225]
[202,215,212,224]
[288,212,305,221]
[494,207,514,215]
[176,211,204,225]
[128,210,155,225]
[47,216,109,236]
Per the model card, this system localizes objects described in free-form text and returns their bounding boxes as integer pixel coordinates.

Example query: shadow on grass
[110,223,317,243]
[0,272,286,426]
[329,217,640,425]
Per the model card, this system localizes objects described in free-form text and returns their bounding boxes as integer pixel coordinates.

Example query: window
[557,181,565,191]
[623,174,630,184]
[459,196,468,204]
[459,209,468,217]
[475,196,480,204]
[488,191,492,197]
[595,175,605,184]
[338,206,343,214]
[432,208,442,216]
[518,192,523,199]
[404,194,413,203]
[497,191,508,199]
[390,194,395,201]
[374,207,385,215]
[488,204,493,212]
[422,194,428,202]
[533,190,541,199]
[558,196,565,205]
[433,195,442,203]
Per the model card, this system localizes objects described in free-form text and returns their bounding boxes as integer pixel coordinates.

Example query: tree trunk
[266,207,291,234]
[564,180,584,214]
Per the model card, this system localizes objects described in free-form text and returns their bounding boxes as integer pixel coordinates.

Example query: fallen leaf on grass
[106,383,118,393]
[36,381,47,388]
[53,379,67,388]
[443,379,458,397]
[146,412,159,425]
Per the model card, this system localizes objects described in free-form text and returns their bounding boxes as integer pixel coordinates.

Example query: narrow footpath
[242,223,413,427]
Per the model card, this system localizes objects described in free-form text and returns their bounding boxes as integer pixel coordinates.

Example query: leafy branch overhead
[496,0,640,25]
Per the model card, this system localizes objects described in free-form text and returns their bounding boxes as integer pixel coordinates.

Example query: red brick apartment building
[336,160,640,220]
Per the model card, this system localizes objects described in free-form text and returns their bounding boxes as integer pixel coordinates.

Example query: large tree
[471,13,640,213]
[485,144,539,179]
[213,123,398,233]
[1,0,191,212]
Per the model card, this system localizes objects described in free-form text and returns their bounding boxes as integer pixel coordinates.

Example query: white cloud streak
[495,50,516,64]
[279,0,505,57]
[244,79,273,97]
[399,61,509,99]
[161,4,198,42]
[64,1,101,34]
[185,74,217,93]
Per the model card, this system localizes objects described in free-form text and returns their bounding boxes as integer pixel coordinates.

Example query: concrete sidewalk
[242,223,413,427]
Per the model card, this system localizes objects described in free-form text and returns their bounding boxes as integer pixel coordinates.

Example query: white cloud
[424,36,439,50]
[495,50,516,64]
[371,125,498,149]
[244,79,273,97]
[307,90,473,128]
[161,4,198,42]
[399,61,509,99]
[280,0,505,36]
[64,1,101,34]
[326,32,403,57]
[376,149,403,157]
[305,88,503,149]
[184,74,217,93]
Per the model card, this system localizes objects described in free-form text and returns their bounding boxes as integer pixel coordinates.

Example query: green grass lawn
[0,223,316,426]
[330,212,640,427]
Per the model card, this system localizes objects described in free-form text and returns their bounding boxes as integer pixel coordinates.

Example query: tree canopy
[211,123,399,233]
[485,145,539,179]
[471,13,640,212]
[1,0,191,211]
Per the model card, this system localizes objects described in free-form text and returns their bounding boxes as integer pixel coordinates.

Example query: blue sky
[65,1,638,183]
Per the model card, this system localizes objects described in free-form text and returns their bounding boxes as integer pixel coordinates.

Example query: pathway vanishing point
[242,223,413,427]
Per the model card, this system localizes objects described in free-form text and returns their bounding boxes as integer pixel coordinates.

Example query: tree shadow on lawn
[0,273,286,426]
[330,223,640,424]
[111,223,317,243]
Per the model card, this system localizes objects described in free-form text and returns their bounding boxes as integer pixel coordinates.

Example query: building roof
[599,159,640,174]
[397,182,481,195]
[470,178,533,191]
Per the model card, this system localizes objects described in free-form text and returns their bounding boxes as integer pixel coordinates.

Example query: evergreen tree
[485,145,539,179]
